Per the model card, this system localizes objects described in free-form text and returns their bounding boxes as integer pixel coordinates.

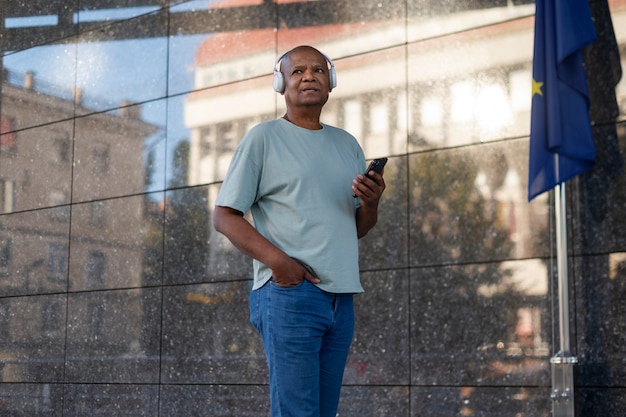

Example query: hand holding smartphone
[353,157,387,197]
[365,157,387,177]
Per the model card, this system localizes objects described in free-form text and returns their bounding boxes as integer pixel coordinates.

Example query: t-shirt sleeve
[354,139,366,210]
[215,132,263,214]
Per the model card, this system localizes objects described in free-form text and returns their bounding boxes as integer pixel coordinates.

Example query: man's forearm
[356,204,378,239]
[213,205,318,285]
[213,206,287,268]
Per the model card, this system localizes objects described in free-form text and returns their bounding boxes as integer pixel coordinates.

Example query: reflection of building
[184,4,545,262]
[185,4,540,185]
[184,1,626,400]
[185,3,540,307]
[0,69,156,381]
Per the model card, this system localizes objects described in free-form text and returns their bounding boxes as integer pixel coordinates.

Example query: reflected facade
[1,0,625,415]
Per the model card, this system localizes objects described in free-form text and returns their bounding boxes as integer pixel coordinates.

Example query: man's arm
[213,206,319,286]
[352,171,386,238]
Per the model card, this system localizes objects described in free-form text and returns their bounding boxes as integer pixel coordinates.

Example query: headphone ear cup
[273,70,285,93]
[329,67,337,90]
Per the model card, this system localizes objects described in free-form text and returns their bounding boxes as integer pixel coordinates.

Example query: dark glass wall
[0,0,624,415]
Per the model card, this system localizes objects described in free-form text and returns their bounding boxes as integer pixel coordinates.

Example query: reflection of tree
[409,149,542,382]
[164,141,210,284]
[411,150,512,268]
[143,146,163,287]
[142,139,211,286]
[357,157,406,267]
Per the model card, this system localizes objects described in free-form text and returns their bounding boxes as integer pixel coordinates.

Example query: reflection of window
[87,251,106,289]
[49,190,70,222]
[370,102,389,134]
[510,68,532,112]
[92,144,110,176]
[202,72,213,87]
[41,299,62,332]
[199,127,213,158]
[420,96,444,127]
[451,81,474,123]
[396,91,409,131]
[0,116,16,151]
[475,84,512,133]
[53,136,71,163]
[217,123,235,154]
[87,300,104,336]
[0,237,12,275]
[0,302,9,340]
[343,100,362,139]
[47,244,68,282]
[90,201,106,227]
[0,179,15,214]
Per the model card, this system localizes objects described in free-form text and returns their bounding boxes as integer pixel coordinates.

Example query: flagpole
[550,175,578,417]
[528,0,597,414]
[555,181,570,353]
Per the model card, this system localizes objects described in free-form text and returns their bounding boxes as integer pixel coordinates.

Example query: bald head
[280,46,326,69]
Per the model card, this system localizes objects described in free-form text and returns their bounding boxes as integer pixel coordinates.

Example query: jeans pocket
[270,277,306,289]
[249,288,261,332]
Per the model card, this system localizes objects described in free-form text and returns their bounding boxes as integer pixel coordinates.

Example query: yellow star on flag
[532,78,544,97]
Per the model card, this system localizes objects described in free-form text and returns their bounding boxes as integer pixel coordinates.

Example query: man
[213,45,385,417]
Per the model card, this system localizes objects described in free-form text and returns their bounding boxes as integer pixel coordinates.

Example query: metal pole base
[550,354,578,417]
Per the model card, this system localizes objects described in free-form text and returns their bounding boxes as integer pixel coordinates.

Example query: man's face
[281,47,331,109]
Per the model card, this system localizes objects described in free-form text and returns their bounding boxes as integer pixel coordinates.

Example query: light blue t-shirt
[215,118,366,293]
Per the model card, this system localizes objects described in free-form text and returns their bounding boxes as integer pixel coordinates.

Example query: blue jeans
[250,279,355,417]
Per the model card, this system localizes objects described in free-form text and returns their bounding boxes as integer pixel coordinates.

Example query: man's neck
[283,109,323,130]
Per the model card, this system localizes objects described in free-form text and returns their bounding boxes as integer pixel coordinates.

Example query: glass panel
[328,47,409,158]
[182,74,275,187]
[0,208,70,297]
[208,183,254,280]
[143,98,167,194]
[72,102,162,202]
[277,0,406,58]
[63,384,159,416]
[69,194,162,291]
[407,1,534,43]
[170,1,278,188]
[339,386,410,417]
[75,11,168,115]
[160,384,268,417]
[1,48,78,132]
[406,15,535,152]
[160,281,263,384]
[573,122,626,256]
[346,269,410,385]
[0,294,67,382]
[1,1,79,49]
[0,383,64,416]
[410,261,551,386]
[163,186,211,285]
[358,155,408,271]
[411,386,551,417]
[65,288,161,383]
[0,121,74,214]
[574,252,626,388]
[408,140,551,266]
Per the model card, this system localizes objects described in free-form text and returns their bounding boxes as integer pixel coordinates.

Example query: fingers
[303,269,321,284]
[272,257,320,287]
[352,171,385,199]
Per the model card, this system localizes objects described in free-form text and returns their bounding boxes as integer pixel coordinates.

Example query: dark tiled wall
[0,1,625,416]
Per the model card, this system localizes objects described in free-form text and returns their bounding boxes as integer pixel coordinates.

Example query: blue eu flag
[528,0,597,201]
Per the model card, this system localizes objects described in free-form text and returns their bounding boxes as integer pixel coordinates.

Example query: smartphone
[365,157,388,176]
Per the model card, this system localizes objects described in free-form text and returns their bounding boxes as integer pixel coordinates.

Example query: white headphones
[272,49,337,94]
